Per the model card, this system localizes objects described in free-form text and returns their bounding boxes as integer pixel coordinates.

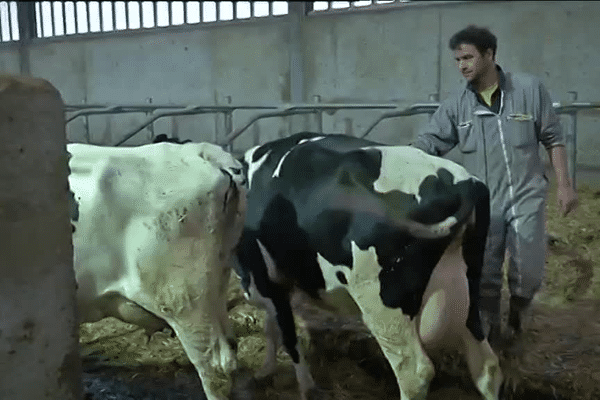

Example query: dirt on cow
[80,180,600,400]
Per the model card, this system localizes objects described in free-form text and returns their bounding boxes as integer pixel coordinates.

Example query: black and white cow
[69,141,246,400]
[234,132,503,400]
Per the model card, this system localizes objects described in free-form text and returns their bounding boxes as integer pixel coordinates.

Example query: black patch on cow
[152,134,192,144]
[69,189,79,222]
[336,271,348,285]
[250,132,317,163]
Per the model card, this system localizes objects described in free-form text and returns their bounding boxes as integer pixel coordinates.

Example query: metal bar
[221,109,316,146]
[199,1,203,22]
[183,0,187,23]
[138,0,142,28]
[361,103,439,138]
[567,91,578,191]
[62,1,67,34]
[312,95,323,133]
[216,1,220,21]
[112,0,117,30]
[154,1,158,26]
[251,1,255,17]
[125,1,130,28]
[116,106,233,146]
[269,1,273,16]
[232,0,236,19]
[86,1,90,33]
[66,106,125,123]
[223,95,233,151]
[51,1,57,36]
[168,1,173,25]
[7,0,13,39]
[98,0,104,31]
[64,104,278,112]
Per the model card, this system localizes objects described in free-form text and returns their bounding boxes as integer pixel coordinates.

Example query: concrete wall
[0,1,598,167]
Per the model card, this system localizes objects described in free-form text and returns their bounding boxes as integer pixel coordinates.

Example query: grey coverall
[412,66,564,301]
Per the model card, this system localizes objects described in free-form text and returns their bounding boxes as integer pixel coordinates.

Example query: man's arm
[536,80,578,216]
[411,100,459,157]
[547,145,571,188]
[547,144,578,216]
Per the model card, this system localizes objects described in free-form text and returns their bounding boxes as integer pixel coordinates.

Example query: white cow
[68,141,246,400]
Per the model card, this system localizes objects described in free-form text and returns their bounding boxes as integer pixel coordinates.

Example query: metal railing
[65,98,600,190]
[64,103,278,146]
[219,102,398,146]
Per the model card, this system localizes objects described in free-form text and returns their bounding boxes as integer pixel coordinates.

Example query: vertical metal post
[567,91,578,191]
[183,0,188,23]
[17,2,36,74]
[62,1,67,34]
[344,117,353,137]
[153,1,158,27]
[86,1,91,33]
[224,95,233,152]
[112,1,117,30]
[7,0,13,39]
[125,1,130,29]
[288,1,304,135]
[313,95,323,133]
[99,1,104,31]
[146,97,154,140]
[168,1,173,25]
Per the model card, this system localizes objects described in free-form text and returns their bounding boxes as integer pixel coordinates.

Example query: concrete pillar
[0,75,82,399]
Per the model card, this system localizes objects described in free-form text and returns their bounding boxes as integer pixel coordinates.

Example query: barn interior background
[1,1,600,399]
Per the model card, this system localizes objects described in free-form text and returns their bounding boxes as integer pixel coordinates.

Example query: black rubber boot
[508,295,531,334]
[479,295,502,351]
[506,295,532,356]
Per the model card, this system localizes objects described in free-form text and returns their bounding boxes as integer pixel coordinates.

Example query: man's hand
[556,184,578,216]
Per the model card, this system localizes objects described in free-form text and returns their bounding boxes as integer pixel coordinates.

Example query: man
[411,25,578,349]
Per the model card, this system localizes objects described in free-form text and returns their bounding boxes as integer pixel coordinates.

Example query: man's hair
[449,25,497,59]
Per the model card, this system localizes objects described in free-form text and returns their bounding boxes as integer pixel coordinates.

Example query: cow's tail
[463,179,491,341]
[403,177,486,239]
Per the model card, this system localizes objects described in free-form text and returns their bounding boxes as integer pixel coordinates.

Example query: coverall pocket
[457,120,477,153]
[506,114,536,148]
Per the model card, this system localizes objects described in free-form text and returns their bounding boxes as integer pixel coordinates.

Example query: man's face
[453,43,493,83]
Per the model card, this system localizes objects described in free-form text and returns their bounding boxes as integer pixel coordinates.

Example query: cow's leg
[215,265,237,365]
[268,290,316,400]
[166,313,235,400]
[461,331,503,400]
[138,261,237,400]
[347,242,434,400]
[255,305,281,379]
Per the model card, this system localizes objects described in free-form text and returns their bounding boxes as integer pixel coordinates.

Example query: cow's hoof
[303,386,331,400]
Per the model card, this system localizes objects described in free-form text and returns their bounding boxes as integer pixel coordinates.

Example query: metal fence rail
[64,99,600,189]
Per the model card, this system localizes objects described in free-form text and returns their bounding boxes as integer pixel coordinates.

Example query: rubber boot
[506,295,531,356]
[479,295,502,351]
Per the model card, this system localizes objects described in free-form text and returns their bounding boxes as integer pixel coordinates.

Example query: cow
[233,132,503,400]
[68,141,246,400]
